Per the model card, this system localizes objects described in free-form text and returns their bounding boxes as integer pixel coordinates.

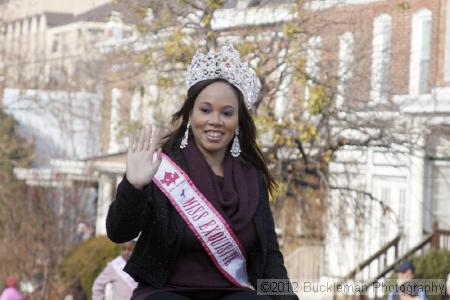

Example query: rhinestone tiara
[185,44,260,110]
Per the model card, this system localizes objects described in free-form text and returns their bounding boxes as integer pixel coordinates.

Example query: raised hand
[126,126,162,190]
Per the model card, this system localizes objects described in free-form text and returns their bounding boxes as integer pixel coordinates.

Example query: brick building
[299,0,450,293]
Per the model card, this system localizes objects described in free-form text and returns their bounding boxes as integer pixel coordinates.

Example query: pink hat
[6,276,17,288]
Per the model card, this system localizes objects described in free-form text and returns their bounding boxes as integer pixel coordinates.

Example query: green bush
[58,236,120,300]
[412,249,450,280]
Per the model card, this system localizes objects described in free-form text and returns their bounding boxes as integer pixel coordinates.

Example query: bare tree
[0,6,110,298]
[113,0,424,254]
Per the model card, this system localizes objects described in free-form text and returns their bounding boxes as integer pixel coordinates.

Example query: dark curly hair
[162,78,277,196]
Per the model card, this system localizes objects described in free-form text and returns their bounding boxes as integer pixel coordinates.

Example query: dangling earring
[230,127,241,157]
[180,121,190,149]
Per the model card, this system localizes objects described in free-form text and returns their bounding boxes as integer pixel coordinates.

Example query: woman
[92,241,137,300]
[0,276,23,300]
[106,45,298,300]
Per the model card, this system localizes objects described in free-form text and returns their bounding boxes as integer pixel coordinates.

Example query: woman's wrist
[123,175,146,192]
[131,183,145,190]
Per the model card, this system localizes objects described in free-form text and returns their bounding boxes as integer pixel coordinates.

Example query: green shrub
[58,236,120,300]
[412,249,450,280]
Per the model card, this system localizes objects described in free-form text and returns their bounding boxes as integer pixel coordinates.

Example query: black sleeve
[261,179,299,300]
[106,174,152,243]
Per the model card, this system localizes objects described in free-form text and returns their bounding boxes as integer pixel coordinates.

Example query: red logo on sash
[161,171,179,186]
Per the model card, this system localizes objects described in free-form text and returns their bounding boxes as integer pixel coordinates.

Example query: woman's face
[189,81,239,158]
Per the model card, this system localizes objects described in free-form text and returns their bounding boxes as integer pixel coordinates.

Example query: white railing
[285,245,324,280]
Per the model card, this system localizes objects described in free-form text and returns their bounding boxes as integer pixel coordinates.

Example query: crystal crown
[185,44,260,109]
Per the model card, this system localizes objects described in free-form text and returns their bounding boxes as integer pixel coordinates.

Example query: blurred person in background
[92,241,137,300]
[0,276,23,300]
[387,260,427,300]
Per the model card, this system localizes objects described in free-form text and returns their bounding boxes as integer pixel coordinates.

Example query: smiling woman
[190,81,239,171]
[182,80,240,176]
[105,45,298,300]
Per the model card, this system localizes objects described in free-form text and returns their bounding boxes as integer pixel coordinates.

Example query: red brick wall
[305,0,443,100]
[437,0,448,87]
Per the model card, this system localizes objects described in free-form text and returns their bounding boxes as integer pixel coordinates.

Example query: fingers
[129,129,141,152]
[145,125,153,151]
[154,148,163,166]
[149,127,160,155]
[137,127,146,151]
[129,125,160,153]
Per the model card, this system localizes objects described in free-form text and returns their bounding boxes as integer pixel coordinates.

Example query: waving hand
[126,126,162,190]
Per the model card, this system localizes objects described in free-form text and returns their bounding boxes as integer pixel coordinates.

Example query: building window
[236,0,252,8]
[52,35,59,53]
[88,28,103,44]
[109,88,123,153]
[380,186,391,243]
[130,88,142,121]
[399,188,406,224]
[275,48,291,119]
[371,14,392,102]
[304,36,321,106]
[336,32,354,107]
[76,29,82,49]
[410,9,432,95]
[431,163,450,230]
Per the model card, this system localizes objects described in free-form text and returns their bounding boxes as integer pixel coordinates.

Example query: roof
[223,0,291,8]
[73,2,139,24]
[43,12,74,27]
[5,12,74,29]
[3,2,138,30]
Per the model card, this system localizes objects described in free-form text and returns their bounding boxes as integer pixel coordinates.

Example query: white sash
[152,153,254,289]
[110,256,138,290]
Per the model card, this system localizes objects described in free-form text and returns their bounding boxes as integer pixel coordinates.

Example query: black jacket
[106,145,298,300]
